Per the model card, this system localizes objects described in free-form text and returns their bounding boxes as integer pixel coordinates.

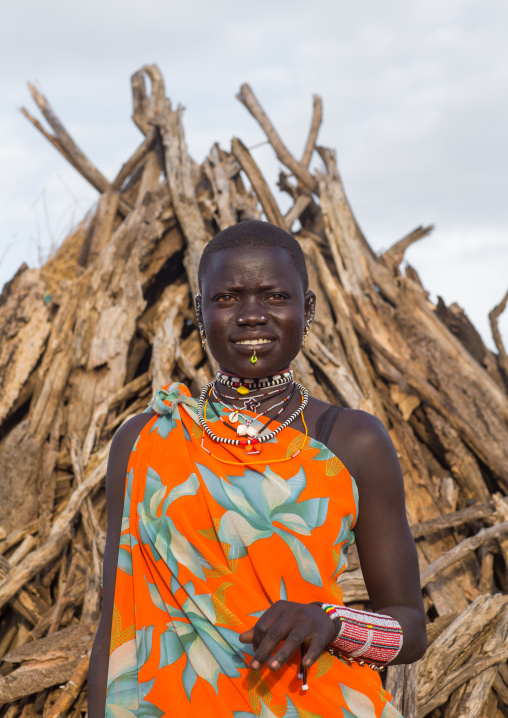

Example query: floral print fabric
[106,383,401,717]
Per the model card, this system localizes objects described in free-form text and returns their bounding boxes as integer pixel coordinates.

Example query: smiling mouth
[234,338,275,346]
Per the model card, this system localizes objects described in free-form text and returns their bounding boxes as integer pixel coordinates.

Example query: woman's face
[199,245,314,377]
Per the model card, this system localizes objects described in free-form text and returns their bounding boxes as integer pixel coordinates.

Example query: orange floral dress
[106,383,401,717]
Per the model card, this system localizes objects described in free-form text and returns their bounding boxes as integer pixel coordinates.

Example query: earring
[194,295,206,348]
[302,296,314,349]
[308,296,315,325]
[199,325,206,349]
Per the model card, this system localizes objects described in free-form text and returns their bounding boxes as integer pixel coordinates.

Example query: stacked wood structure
[0,64,507,717]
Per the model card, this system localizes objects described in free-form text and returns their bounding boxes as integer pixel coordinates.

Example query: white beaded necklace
[197,381,309,448]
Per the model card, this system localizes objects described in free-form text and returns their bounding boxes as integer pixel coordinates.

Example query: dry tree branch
[284,195,312,231]
[420,646,508,716]
[489,288,508,381]
[21,85,133,217]
[0,446,109,612]
[131,64,166,135]
[0,555,48,625]
[381,225,434,270]
[410,497,508,538]
[27,83,109,193]
[44,652,90,718]
[20,107,80,173]
[301,94,323,169]
[111,128,157,190]
[0,531,71,614]
[231,138,286,229]
[420,521,508,588]
[237,83,317,194]
[353,318,508,484]
[46,651,90,718]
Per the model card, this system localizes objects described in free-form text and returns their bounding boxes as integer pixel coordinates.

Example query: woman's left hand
[239,600,335,671]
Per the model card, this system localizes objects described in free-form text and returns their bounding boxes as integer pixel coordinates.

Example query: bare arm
[240,406,427,673]
[87,412,154,717]
[328,410,427,664]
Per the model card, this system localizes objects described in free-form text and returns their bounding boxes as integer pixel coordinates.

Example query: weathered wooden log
[0,625,94,704]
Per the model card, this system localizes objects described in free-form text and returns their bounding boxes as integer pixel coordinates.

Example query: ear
[194,293,204,329]
[304,290,316,327]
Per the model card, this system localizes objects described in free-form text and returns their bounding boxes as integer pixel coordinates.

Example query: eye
[268,293,287,301]
[215,294,237,303]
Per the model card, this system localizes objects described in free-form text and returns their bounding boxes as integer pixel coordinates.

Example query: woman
[89,221,427,717]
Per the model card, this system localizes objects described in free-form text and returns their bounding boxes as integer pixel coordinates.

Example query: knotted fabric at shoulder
[147,381,198,416]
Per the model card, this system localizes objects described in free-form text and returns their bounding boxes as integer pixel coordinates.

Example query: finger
[251,602,287,652]
[250,621,293,670]
[300,634,328,668]
[239,629,254,644]
[267,629,307,670]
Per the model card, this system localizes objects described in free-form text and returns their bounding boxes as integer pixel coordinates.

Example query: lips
[233,338,275,346]
[231,335,276,350]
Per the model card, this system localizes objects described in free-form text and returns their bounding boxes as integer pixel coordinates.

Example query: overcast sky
[1,0,507,350]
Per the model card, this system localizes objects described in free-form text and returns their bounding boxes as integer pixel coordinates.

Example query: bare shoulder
[103,410,156,593]
[325,407,400,491]
[334,407,391,448]
[107,411,156,465]
[109,410,156,455]
[106,411,156,500]
[104,409,156,543]
[305,397,388,444]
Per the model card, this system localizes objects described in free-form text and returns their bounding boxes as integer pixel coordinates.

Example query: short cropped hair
[198,220,309,292]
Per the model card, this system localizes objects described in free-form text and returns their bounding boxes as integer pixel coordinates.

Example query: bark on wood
[0,268,51,428]
[0,626,94,704]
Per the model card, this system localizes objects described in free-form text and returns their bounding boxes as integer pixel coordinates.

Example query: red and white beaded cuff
[322,604,403,666]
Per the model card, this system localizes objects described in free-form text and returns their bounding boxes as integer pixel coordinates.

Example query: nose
[237,301,267,326]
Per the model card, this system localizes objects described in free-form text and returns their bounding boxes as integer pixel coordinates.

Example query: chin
[218,357,296,378]
[211,341,300,377]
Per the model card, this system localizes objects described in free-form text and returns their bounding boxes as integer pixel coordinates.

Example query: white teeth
[235,338,274,345]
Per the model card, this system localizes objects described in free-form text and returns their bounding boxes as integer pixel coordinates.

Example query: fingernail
[251,660,259,670]
[304,658,311,666]
[270,660,279,669]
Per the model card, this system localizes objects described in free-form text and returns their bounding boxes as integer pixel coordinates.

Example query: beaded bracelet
[318,603,403,670]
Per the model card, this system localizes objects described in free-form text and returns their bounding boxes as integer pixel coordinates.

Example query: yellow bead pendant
[237,385,249,395]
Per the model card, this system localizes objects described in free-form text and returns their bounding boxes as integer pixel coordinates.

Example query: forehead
[201,245,304,292]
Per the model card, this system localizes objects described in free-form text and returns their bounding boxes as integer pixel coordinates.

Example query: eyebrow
[213,283,287,292]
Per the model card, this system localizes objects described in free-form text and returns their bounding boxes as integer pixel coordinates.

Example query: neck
[214,367,295,409]
[209,380,302,428]
[218,365,291,379]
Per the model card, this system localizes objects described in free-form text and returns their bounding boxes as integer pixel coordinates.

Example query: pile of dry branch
[1,64,507,718]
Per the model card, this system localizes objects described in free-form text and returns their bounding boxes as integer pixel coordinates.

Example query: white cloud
[1,0,507,353]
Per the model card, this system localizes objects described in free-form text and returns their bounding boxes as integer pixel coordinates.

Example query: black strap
[317,405,343,446]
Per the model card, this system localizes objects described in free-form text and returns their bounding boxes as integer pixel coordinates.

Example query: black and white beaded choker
[215,368,294,395]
